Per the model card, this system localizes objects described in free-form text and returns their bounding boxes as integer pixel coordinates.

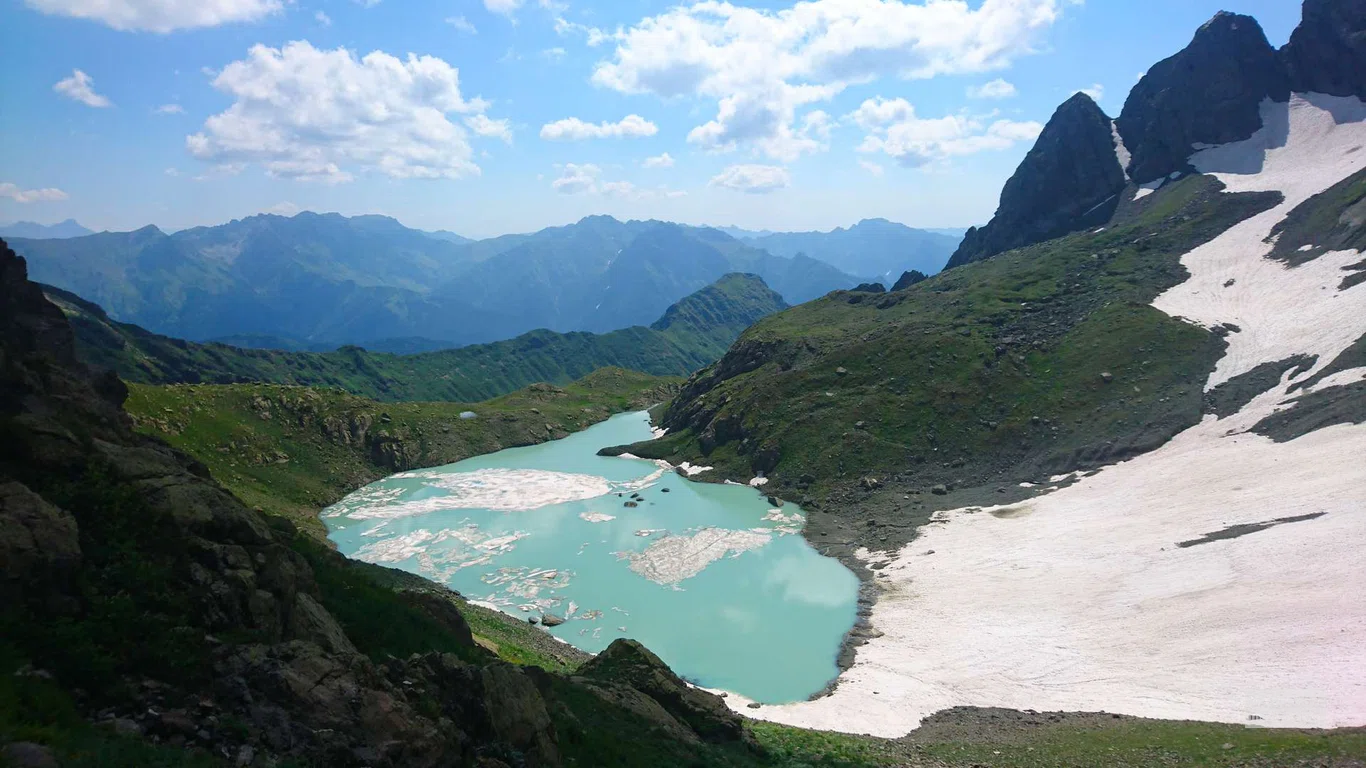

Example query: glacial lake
[323,411,858,703]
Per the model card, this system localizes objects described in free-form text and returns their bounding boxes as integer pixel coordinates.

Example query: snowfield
[729,94,1366,735]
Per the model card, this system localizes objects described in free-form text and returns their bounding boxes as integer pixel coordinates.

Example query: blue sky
[0,0,1302,238]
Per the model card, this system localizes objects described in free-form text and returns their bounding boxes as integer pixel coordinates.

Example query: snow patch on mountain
[727,94,1366,736]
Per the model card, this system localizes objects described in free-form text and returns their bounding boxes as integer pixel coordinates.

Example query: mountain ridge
[40,269,787,402]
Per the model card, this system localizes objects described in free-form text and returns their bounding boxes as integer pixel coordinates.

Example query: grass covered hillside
[124,368,679,538]
[45,272,786,403]
[626,176,1283,548]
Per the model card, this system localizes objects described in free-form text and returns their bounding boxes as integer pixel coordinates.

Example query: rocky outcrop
[1283,0,1366,98]
[1117,12,1289,184]
[851,282,886,293]
[947,93,1125,269]
[577,639,755,748]
[891,270,928,291]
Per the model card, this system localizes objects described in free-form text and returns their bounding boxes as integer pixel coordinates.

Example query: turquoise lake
[323,411,859,703]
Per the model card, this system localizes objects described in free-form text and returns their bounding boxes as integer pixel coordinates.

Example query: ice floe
[623,527,773,585]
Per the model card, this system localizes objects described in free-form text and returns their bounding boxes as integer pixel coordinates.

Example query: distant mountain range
[42,272,788,402]
[0,219,93,239]
[735,218,960,283]
[10,212,859,349]
[7,212,960,350]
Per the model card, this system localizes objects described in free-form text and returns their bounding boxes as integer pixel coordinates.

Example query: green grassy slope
[629,177,1281,536]
[46,272,785,403]
[124,367,679,537]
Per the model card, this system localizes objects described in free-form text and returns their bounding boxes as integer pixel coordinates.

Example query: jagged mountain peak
[1116,8,1288,184]
[1283,0,1366,98]
[945,88,1124,269]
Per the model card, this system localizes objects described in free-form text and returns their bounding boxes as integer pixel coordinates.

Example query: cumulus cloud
[642,152,674,168]
[24,0,282,32]
[539,114,657,141]
[1075,82,1104,100]
[848,97,1041,167]
[709,164,789,194]
[315,10,331,25]
[54,69,111,108]
[446,15,476,33]
[465,114,512,142]
[592,0,1068,160]
[187,41,502,183]
[968,78,1016,99]
[0,182,69,203]
[154,103,184,114]
[551,163,602,194]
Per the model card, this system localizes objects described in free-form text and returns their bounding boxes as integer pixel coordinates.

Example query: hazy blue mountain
[741,218,960,284]
[0,219,93,239]
[12,211,858,349]
[422,229,474,244]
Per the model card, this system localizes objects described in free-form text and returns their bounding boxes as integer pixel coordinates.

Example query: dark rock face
[946,93,1125,269]
[577,639,755,748]
[1283,0,1366,98]
[851,282,886,293]
[1117,12,1289,184]
[891,270,928,291]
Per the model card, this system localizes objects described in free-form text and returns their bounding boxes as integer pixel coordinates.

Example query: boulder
[766,495,784,508]
[1,742,57,768]
[931,484,949,496]
[577,639,755,748]
[540,613,566,627]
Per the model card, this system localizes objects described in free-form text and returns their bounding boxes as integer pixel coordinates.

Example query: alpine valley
[3,1,1366,768]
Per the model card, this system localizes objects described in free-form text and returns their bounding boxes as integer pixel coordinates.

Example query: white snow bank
[734,94,1366,736]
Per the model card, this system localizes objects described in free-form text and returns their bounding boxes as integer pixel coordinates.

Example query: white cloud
[24,0,282,32]
[642,152,674,168]
[484,0,522,17]
[446,15,476,33]
[539,114,657,141]
[265,201,301,215]
[154,103,184,114]
[542,47,566,60]
[54,69,111,108]
[592,0,1068,160]
[187,41,501,183]
[1076,83,1104,100]
[315,10,331,25]
[848,96,1042,167]
[164,167,181,176]
[0,182,69,203]
[600,180,637,197]
[549,164,680,198]
[554,16,609,46]
[709,164,789,194]
[858,159,884,176]
[551,163,600,194]
[968,78,1016,99]
[465,114,512,142]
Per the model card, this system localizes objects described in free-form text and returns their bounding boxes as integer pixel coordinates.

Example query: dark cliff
[946,93,1125,269]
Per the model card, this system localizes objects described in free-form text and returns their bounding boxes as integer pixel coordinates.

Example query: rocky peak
[1282,0,1366,98]
[946,93,1125,269]
[891,269,928,291]
[1117,11,1289,184]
